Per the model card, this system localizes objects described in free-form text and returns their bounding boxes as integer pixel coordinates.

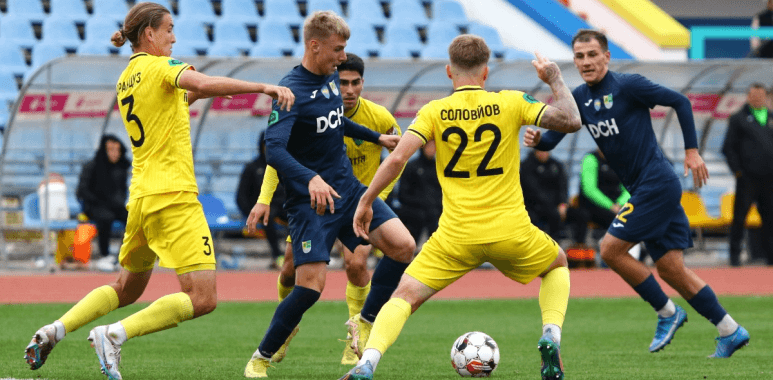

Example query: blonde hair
[448,34,490,71]
[110,2,170,48]
[303,11,350,43]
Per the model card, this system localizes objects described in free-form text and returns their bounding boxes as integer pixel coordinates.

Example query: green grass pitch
[2,296,771,379]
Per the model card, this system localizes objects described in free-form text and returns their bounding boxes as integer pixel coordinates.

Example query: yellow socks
[345,281,371,319]
[364,297,411,354]
[121,292,194,339]
[59,285,119,333]
[539,267,570,327]
[277,274,294,302]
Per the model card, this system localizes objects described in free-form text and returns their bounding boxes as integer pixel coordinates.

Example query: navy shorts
[606,178,693,261]
[287,184,397,267]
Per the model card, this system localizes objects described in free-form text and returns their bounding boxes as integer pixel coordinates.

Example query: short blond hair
[448,34,490,71]
[303,11,350,43]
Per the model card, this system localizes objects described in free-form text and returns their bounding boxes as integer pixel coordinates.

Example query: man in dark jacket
[722,83,773,265]
[397,140,441,247]
[236,132,287,268]
[76,134,130,271]
[751,0,773,58]
[521,149,584,244]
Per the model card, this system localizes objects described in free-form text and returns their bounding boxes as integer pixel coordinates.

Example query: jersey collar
[129,53,148,61]
[454,85,484,92]
[345,98,362,119]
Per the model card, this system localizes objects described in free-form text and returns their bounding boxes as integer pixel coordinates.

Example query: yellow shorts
[405,224,559,291]
[119,192,216,274]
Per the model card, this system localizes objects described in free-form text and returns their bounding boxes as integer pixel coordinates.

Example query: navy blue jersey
[537,71,698,193]
[264,65,381,207]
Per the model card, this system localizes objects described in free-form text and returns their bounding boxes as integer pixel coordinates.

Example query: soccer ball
[450,331,500,377]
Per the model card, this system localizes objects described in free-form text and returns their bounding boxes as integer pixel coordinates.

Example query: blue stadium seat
[173,19,212,51]
[0,45,30,77]
[177,0,217,22]
[221,0,260,25]
[0,16,38,49]
[6,0,46,23]
[41,18,82,50]
[172,42,204,57]
[347,0,388,29]
[85,18,122,45]
[262,0,303,27]
[117,43,133,56]
[151,0,173,12]
[199,193,244,231]
[306,0,344,16]
[382,21,423,57]
[78,42,113,56]
[503,47,532,61]
[425,21,459,48]
[49,0,90,23]
[432,0,467,27]
[468,23,506,57]
[346,22,381,58]
[208,43,244,57]
[0,70,19,109]
[213,20,253,51]
[252,20,296,57]
[378,42,415,59]
[388,0,429,28]
[23,192,80,230]
[91,0,129,21]
[421,43,447,59]
[30,43,69,73]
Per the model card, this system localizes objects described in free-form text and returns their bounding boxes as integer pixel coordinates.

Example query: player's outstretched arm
[178,70,295,111]
[532,52,581,134]
[684,148,709,189]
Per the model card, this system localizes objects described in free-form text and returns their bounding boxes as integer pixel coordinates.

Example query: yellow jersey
[259,97,401,204]
[116,53,197,200]
[407,85,546,244]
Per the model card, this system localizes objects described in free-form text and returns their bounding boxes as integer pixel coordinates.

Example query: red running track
[2,267,771,304]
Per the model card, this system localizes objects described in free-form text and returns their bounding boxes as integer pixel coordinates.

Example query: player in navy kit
[525,30,749,358]
[243,11,415,377]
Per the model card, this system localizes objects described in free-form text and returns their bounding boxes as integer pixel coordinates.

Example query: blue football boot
[338,360,374,380]
[709,326,749,358]
[649,305,688,352]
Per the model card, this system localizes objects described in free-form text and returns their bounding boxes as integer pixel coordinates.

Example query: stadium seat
[388,0,429,28]
[421,43,448,59]
[171,42,204,57]
[77,42,113,56]
[0,45,30,77]
[208,43,245,57]
[262,0,303,27]
[30,43,69,73]
[23,192,80,230]
[503,47,532,61]
[213,20,254,51]
[0,70,19,109]
[41,18,83,51]
[378,42,416,59]
[382,21,423,57]
[347,0,388,29]
[346,23,381,58]
[49,0,90,23]
[306,0,344,16]
[681,191,726,248]
[252,20,296,57]
[468,23,506,57]
[173,19,212,51]
[85,18,122,45]
[425,21,460,48]
[720,192,762,228]
[177,0,217,22]
[0,15,39,49]
[91,0,129,21]
[6,0,46,23]
[220,0,261,25]
[432,0,467,27]
[198,193,244,231]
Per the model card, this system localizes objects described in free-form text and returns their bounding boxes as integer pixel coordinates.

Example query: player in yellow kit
[23,3,293,379]
[339,35,581,380]
[245,53,402,365]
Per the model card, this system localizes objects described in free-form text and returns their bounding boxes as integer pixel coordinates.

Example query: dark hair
[572,29,609,52]
[749,82,769,93]
[448,34,490,71]
[111,2,171,49]
[95,134,130,170]
[338,53,365,77]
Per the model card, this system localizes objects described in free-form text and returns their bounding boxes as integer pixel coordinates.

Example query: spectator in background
[521,149,584,244]
[751,0,773,58]
[76,134,130,272]
[397,140,442,248]
[236,131,286,269]
[722,83,773,266]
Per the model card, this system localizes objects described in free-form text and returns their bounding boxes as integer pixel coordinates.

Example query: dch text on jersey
[316,105,344,133]
[586,118,619,138]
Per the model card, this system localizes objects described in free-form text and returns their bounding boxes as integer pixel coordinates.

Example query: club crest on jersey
[302,240,312,253]
[321,86,330,99]
[329,81,339,96]
[353,138,364,146]
[267,110,279,126]
[603,93,613,109]
[594,99,601,111]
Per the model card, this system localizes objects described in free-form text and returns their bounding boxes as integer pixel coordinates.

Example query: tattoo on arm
[539,75,581,133]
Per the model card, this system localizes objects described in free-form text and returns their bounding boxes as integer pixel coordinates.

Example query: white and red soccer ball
[450,331,500,377]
